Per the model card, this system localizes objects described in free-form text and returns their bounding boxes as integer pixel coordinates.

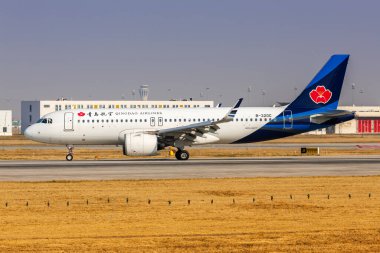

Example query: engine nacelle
[123,132,158,156]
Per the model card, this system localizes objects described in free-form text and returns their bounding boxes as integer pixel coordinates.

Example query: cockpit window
[37,118,53,124]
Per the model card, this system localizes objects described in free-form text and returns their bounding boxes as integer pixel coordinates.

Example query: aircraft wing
[158,120,218,135]
[157,98,242,136]
[310,110,354,124]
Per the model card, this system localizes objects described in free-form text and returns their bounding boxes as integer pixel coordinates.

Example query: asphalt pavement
[0,156,379,181]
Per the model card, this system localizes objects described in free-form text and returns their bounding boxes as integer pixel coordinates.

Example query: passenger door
[64,112,74,131]
[283,110,293,129]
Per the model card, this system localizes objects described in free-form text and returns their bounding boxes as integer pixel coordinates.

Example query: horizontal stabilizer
[310,110,354,124]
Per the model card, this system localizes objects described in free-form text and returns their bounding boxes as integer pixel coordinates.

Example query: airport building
[0,110,12,136]
[332,106,380,134]
[21,99,214,133]
[307,106,380,135]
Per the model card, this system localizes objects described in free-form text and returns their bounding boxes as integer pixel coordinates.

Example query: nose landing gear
[175,148,190,160]
[66,145,74,161]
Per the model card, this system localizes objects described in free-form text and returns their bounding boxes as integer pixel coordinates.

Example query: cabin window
[140,119,142,122]
[144,119,147,122]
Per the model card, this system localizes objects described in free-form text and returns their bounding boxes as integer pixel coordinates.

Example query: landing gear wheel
[66,145,74,161]
[66,154,73,161]
[175,150,190,160]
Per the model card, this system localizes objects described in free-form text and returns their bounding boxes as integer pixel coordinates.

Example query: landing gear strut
[66,145,74,161]
[175,148,190,160]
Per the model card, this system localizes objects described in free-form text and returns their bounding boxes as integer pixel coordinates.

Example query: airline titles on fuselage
[78,111,163,118]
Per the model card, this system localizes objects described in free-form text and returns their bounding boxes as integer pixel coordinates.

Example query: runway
[0,156,380,181]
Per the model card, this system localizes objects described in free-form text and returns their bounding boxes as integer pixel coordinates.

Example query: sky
[1,0,380,119]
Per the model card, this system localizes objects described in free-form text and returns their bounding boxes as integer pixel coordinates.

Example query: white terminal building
[21,99,214,133]
[308,106,380,135]
[0,110,12,136]
[332,106,380,134]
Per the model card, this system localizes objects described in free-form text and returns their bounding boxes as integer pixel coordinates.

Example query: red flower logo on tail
[78,112,85,117]
[309,86,332,104]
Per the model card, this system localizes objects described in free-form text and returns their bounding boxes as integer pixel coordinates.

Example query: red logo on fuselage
[309,86,332,104]
[78,112,85,117]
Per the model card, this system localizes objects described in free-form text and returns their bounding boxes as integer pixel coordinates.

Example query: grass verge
[0,176,379,252]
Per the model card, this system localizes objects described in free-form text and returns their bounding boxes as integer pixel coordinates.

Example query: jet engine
[123,132,158,156]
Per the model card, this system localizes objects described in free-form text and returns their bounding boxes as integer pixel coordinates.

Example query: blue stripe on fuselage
[233,107,354,143]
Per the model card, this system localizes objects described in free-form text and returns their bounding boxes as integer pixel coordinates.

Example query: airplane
[25,54,355,161]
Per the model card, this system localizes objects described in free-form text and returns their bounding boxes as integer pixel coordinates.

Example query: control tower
[139,85,149,101]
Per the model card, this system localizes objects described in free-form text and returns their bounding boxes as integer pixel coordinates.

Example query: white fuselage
[24,107,285,145]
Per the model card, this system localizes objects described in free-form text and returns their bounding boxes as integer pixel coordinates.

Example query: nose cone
[24,125,37,141]
[24,126,32,139]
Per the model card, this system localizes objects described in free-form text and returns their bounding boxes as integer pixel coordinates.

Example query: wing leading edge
[157,98,243,136]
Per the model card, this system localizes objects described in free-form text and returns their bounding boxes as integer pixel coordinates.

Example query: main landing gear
[175,148,190,160]
[66,145,74,161]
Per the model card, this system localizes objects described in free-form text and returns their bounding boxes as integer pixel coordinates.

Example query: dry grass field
[0,177,379,252]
